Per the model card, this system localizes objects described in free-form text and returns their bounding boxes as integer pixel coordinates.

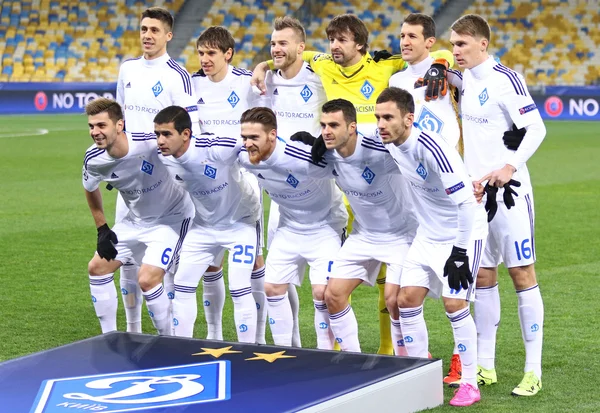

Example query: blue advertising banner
[0,82,116,114]
[533,92,600,121]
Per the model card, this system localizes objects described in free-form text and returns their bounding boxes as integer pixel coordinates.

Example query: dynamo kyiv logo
[31,361,230,412]
[152,81,163,97]
[416,106,444,134]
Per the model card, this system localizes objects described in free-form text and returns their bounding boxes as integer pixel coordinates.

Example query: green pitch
[0,115,598,411]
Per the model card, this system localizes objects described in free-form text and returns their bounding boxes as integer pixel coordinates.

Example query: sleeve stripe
[131,132,156,137]
[195,137,237,145]
[362,136,386,148]
[284,145,328,166]
[361,142,389,153]
[84,149,105,167]
[493,65,526,96]
[284,151,327,168]
[132,137,156,141]
[195,142,237,148]
[167,59,192,96]
[448,68,463,79]
[418,132,453,173]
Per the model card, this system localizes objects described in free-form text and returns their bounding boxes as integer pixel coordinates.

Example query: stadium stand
[178,0,305,73]
[0,0,185,82]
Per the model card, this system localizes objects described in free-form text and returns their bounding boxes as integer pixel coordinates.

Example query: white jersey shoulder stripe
[492,64,526,96]
[167,59,192,95]
[417,131,453,173]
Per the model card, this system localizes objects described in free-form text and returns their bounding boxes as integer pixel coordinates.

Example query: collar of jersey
[469,56,496,80]
[337,53,370,78]
[408,56,434,76]
[142,53,170,68]
[395,125,419,152]
[262,139,284,165]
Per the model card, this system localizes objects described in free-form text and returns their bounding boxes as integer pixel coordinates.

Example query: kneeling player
[82,98,194,335]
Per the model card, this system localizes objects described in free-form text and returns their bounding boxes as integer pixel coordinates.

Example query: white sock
[89,274,118,333]
[391,317,408,356]
[475,283,500,370]
[266,293,293,346]
[517,284,544,378]
[119,264,142,333]
[203,269,225,340]
[143,284,172,336]
[329,305,361,352]
[313,300,335,350]
[230,286,257,343]
[251,266,267,344]
[163,270,175,335]
[448,307,478,387]
[399,306,428,358]
[288,284,301,347]
[172,282,198,338]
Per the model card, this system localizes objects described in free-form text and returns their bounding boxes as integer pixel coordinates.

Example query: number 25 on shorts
[232,245,255,264]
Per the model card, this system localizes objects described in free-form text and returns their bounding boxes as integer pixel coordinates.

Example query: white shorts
[401,234,486,301]
[481,193,536,268]
[113,217,191,272]
[266,226,344,286]
[330,232,412,286]
[243,169,264,256]
[179,221,258,270]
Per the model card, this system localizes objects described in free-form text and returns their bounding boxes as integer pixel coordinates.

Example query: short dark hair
[85,98,123,123]
[240,107,277,132]
[197,26,236,62]
[451,14,491,42]
[403,13,436,39]
[141,7,174,32]
[154,106,192,134]
[273,16,306,42]
[326,14,369,54]
[376,87,415,115]
[322,99,357,125]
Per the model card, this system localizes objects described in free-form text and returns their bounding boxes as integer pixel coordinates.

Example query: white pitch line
[0,127,85,138]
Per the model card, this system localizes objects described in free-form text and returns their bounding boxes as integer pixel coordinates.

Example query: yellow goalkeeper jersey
[269,50,453,124]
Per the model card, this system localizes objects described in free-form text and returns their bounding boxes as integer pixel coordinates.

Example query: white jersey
[192,65,269,137]
[265,63,326,139]
[383,127,484,243]
[116,53,200,136]
[324,133,418,241]
[82,133,194,226]
[388,56,462,148]
[158,135,260,228]
[461,56,545,196]
[238,139,348,234]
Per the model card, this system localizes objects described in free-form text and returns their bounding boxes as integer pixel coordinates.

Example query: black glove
[484,183,499,222]
[414,77,425,89]
[502,124,526,151]
[444,246,473,291]
[97,223,118,261]
[311,135,327,164]
[502,179,521,209]
[290,131,317,146]
[423,59,448,101]
[372,49,393,63]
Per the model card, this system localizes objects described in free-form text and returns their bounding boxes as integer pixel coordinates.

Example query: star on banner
[245,351,296,363]
[192,346,242,358]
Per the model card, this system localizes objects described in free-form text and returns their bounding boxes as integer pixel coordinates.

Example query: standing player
[191,26,269,344]
[450,14,546,396]
[237,107,347,350]
[115,7,199,333]
[254,14,453,354]
[153,106,261,342]
[83,98,193,336]
[376,87,486,406]
[299,99,417,355]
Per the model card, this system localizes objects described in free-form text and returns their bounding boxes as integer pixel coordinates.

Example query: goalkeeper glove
[423,59,449,101]
[97,223,118,261]
[311,135,327,164]
[503,124,527,151]
[290,131,317,146]
[444,246,473,291]
[372,50,393,62]
[502,179,521,209]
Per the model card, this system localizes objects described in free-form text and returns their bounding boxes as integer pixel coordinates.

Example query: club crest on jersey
[300,85,313,102]
[30,361,230,413]
[204,165,217,179]
[141,160,154,175]
[228,91,240,108]
[360,80,375,99]
[286,174,299,188]
[479,88,489,106]
[361,166,376,184]
[152,81,163,97]
[416,163,428,180]
[416,106,444,134]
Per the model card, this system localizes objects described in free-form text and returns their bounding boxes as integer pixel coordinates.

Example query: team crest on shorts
[204,165,217,179]
[152,81,163,97]
[479,88,489,106]
[30,361,230,412]
[361,166,376,184]
[416,163,428,180]
[141,160,154,175]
